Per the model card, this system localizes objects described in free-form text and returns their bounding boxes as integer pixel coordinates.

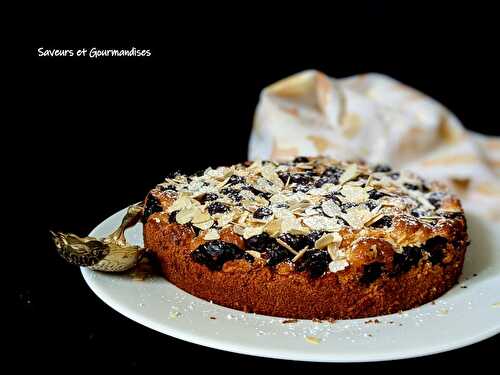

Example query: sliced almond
[364,212,385,227]
[168,196,192,213]
[263,218,281,236]
[276,238,298,255]
[303,215,340,232]
[340,185,369,204]
[341,206,372,229]
[176,206,198,224]
[292,248,308,262]
[232,224,245,236]
[204,228,220,240]
[328,259,349,273]
[192,219,214,230]
[191,211,211,224]
[243,225,263,239]
[314,233,338,249]
[339,164,361,185]
[217,211,235,227]
[321,199,342,218]
[245,250,261,259]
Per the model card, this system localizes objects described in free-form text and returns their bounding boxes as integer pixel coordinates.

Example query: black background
[16,5,499,372]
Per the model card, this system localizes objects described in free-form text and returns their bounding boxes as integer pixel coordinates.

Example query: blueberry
[303,231,326,248]
[427,192,446,208]
[228,175,245,186]
[245,233,273,252]
[442,212,464,220]
[168,210,178,223]
[200,193,218,203]
[368,189,386,200]
[422,236,448,265]
[278,233,307,251]
[142,194,163,223]
[264,243,291,266]
[340,202,357,213]
[392,246,422,275]
[388,172,400,180]
[370,215,392,228]
[325,193,343,206]
[244,252,255,263]
[207,202,230,215]
[165,170,183,179]
[315,176,338,187]
[277,172,290,184]
[360,262,384,284]
[293,156,310,163]
[404,183,419,190]
[322,166,343,179]
[290,174,313,185]
[158,184,177,192]
[295,250,330,278]
[220,187,243,202]
[253,207,273,219]
[191,240,244,270]
[191,225,202,236]
[410,209,427,218]
[365,200,378,211]
[292,184,311,193]
[241,185,272,200]
[373,164,392,173]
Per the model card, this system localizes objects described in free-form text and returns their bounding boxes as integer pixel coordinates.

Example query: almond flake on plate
[305,336,321,344]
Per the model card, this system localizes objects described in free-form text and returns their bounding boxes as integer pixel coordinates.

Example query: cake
[143,157,469,319]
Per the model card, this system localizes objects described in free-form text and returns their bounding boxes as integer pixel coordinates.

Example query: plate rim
[82,207,500,363]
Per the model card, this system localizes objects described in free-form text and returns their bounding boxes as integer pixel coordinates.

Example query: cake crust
[143,157,469,319]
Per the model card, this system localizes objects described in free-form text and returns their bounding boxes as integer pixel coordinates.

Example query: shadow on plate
[460,212,496,280]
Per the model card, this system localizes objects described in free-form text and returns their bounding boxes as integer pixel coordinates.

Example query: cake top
[146,157,464,274]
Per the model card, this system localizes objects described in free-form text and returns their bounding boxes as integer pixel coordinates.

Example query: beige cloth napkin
[249,70,500,221]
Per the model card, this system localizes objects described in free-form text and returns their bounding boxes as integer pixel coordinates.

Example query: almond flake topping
[339,164,361,185]
[156,157,461,276]
[243,225,264,239]
[204,228,220,240]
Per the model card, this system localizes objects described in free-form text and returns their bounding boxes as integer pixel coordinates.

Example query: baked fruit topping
[143,157,469,319]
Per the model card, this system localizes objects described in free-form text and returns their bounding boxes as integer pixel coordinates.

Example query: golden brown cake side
[144,214,467,319]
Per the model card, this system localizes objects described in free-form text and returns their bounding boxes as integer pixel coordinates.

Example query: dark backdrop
[17,6,499,372]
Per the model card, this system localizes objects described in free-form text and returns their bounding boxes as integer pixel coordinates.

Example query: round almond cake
[143,157,469,319]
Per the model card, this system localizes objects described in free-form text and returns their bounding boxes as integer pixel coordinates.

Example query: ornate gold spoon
[50,203,145,272]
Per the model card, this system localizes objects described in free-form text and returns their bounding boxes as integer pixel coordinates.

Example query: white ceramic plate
[82,207,500,362]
